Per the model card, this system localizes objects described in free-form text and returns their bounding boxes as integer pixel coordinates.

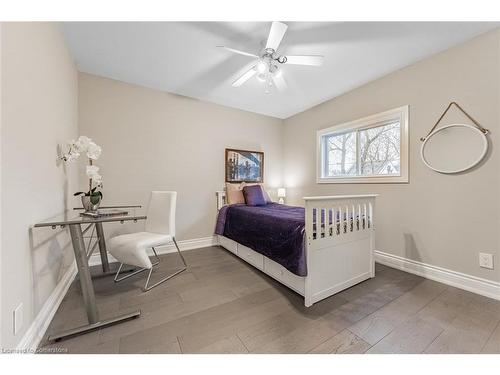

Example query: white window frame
[317,105,409,184]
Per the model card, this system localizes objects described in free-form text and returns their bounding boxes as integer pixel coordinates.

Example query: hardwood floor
[38,246,500,354]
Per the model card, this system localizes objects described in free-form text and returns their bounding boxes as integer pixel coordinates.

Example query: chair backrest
[145,191,176,236]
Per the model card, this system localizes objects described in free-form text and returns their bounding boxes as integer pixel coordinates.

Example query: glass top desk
[34,206,147,341]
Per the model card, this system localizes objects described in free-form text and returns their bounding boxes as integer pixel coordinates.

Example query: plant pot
[81,194,101,212]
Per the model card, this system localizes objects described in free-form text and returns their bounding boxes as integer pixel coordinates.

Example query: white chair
[108,191,187,291]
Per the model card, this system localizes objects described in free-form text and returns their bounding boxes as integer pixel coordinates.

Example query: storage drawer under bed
[218,235,237,255]
[237,244,264,270]
[218,235,305,295]
[263,257,305,295]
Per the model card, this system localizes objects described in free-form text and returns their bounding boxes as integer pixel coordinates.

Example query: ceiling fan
[217,21,324,93]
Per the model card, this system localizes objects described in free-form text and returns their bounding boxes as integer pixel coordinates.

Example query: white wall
[1,23,78,349]
[78,73,283,241]
[283,29,500,283]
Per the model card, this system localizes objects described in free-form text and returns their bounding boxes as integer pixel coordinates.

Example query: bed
[215,192,377,307]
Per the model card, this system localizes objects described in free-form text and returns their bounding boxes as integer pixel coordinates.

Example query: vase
[81,194,101,212]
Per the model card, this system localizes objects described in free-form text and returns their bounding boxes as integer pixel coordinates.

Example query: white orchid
[86,165,100,178]
[86,141,102,160]
[61,135,104,201]
[74,136,92,153]
[92,175,103,189]
[86,165,103,187]
[61,136,102,163]
[62,149,80,163]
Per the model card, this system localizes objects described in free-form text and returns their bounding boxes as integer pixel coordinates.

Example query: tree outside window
[318,106,408,183]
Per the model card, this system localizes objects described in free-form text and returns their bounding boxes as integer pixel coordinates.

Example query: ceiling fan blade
[216,46,258,58]
[272,72,288,91]
[285,55,324,66]
[232,66,257,87]
[265,21,288,51]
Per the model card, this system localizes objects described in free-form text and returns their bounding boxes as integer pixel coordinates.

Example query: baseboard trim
[16,264,77,351]
[89,235,217,267]
[375,250,500,301]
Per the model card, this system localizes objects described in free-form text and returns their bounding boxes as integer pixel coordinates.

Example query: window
[317,106,409,183]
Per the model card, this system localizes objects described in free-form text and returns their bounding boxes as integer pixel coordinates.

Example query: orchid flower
[61,135,104,198]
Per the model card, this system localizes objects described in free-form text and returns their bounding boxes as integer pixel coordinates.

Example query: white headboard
[216,191,226,211]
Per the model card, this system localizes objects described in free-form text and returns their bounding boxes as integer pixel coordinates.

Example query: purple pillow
[243,185,267,206]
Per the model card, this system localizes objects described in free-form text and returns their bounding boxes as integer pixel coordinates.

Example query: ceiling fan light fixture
[256,59,268,74]
[221,21,323,92]
[270,64,280,76]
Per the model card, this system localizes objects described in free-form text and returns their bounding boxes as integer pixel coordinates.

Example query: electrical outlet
[13,303,23,335]
[479,253,494,270]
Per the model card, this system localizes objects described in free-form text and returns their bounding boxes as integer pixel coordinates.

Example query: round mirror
[421,123,488,174]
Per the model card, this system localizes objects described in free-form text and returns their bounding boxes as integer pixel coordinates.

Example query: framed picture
[225,148,264,183]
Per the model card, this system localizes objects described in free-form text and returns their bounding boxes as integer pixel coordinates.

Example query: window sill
[317,175,408,184]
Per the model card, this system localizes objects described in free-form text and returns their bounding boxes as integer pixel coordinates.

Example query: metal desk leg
[48,223,140,342]
[95,222,110,273]
[70,223,99,323]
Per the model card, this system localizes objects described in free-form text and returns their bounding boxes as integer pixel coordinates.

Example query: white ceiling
[62,22,498,119]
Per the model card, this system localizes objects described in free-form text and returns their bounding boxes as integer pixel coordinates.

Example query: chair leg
[151,247,161,263]
[143,239,187,292]
[173,237,187,267]
[114,258,160,284]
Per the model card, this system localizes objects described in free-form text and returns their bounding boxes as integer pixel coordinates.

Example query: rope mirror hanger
[420,102,489,174]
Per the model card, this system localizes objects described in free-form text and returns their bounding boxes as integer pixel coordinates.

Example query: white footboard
[303,195,377,306]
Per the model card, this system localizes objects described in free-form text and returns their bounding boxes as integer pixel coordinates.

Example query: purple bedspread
[215,203,307,276]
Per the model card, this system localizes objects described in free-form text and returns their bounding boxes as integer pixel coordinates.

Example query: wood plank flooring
[38,246,500,354]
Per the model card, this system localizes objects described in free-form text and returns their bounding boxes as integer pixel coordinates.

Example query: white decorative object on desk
[61,135,104,211]
[277,188,286,204]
